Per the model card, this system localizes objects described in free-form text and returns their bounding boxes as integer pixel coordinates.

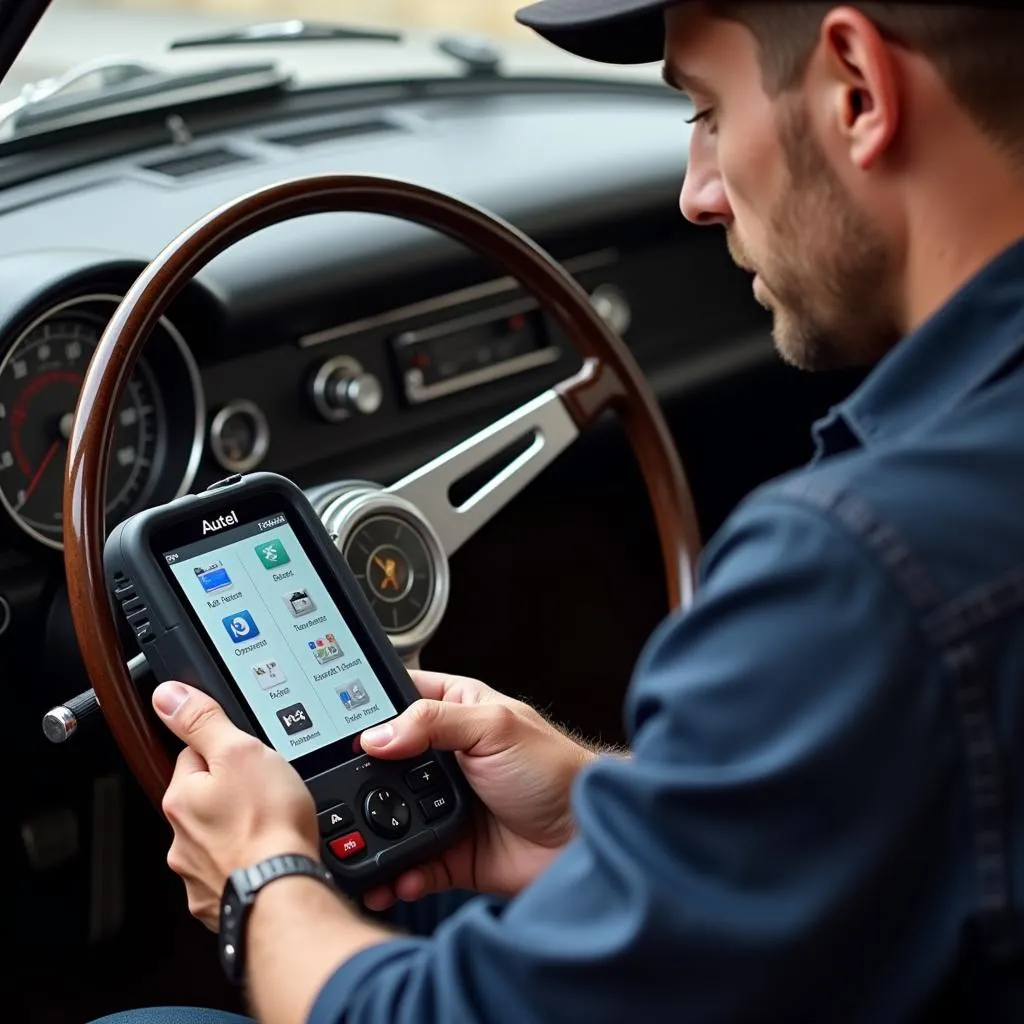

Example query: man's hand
[359,670,605,912]
[153,680,320,930]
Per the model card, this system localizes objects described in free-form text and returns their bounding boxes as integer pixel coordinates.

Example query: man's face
[668,6,900,370]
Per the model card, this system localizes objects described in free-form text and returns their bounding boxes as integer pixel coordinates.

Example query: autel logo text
[201,511,239,535]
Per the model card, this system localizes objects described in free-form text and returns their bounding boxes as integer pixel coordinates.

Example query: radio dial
[311,356,382,422]
[327,371,382,416]
[590,284,631,336]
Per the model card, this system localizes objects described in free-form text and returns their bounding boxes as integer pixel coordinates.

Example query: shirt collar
[813,235,1024,458]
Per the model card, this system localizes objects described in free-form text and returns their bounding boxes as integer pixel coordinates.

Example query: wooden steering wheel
[62,175,702,808]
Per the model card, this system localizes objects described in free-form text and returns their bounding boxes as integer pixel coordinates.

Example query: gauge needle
[17,440,60,510]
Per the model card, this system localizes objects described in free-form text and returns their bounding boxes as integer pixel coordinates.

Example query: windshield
[2,0,657,103]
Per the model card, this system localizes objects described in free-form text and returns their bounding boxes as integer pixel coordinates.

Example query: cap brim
[515,0,670,65]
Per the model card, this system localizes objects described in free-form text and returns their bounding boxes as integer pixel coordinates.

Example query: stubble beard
[729,100,901,372]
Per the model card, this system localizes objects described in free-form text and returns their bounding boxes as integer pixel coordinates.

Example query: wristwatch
[219,852,337,984]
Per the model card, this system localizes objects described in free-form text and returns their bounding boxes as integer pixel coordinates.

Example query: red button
[328,830,366,860]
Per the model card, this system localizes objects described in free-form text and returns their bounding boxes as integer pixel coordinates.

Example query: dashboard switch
[590,283,631,336]
[310,355,382,422]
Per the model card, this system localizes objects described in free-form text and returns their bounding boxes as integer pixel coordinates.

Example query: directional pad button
[363,787,411,839]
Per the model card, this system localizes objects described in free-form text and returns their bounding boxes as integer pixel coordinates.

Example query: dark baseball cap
[515,0,979,65]
[515,0,675,65]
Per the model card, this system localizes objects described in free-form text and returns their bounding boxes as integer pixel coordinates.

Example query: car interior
[1,2,864,1020]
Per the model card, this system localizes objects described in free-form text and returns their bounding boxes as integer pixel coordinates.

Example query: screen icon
[252,659,286,690]
[194,561,231,593]
[255,538,290,570]
[307,632,341,665]
[335,681,370,710]
[222,610,260,644]
[282,588,316,617]
[276,702,312,735]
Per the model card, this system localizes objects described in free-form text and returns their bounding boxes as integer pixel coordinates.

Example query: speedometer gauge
[0,311,165,546]
[0,293,204,550]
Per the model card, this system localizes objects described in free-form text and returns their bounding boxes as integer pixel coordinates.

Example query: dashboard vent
[141,146,253,179]
[263,116,404,148]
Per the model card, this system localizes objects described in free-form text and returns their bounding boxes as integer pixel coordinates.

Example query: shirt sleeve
[308,491,962,1024]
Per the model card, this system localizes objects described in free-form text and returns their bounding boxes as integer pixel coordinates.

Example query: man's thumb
[153,681,236,758]
[361,699,504,760]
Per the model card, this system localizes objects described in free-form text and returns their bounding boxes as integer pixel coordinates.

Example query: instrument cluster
[0,249,628,558]
[0,293,204,550]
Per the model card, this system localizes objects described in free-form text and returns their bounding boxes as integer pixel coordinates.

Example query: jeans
[89,891,475,1024]
[91,1012,252,1024]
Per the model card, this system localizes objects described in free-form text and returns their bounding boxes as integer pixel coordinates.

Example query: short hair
[709,3,1024,161]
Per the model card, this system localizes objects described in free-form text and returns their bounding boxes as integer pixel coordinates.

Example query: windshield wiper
[169,20,505,79]
[169,19,402,50]
[0,57,290,142]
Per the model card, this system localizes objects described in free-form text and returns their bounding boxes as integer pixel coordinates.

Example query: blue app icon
[195,562,231,593]
[222,610,259,644]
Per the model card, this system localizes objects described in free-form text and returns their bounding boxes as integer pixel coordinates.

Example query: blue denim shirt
[308,238,1024,1023]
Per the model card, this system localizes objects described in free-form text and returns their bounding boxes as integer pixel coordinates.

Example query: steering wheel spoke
[387,387,579,558]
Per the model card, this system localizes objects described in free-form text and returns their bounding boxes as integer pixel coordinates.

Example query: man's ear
[817,7,900,170]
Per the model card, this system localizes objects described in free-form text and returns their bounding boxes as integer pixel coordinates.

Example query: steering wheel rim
[62,173,702,807]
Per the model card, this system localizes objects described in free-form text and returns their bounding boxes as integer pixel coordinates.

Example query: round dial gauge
[209,400,269,473]
[343,514,435,634]
[0,312,165,547]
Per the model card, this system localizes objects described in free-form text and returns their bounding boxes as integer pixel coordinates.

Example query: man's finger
[361,862,448,912]
[153,681,239,762]
[408,670,492,706]
[361,884,398,913]
[406,670,460,702]
[361,698,513,760]
[393,861,450,901]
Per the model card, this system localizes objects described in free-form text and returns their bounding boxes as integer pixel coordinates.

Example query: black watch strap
[220,852,336,984]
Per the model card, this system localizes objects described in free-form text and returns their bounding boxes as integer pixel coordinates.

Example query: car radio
[391,297,561,405]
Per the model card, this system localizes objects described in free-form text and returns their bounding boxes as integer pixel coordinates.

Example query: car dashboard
[0,75,771,655]
[3,72,847,1014]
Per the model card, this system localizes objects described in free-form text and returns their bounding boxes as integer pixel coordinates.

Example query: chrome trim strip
[297,247,619,349]
[403,347,560,404]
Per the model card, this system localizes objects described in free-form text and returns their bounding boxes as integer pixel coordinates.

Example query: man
[97,2,1024,1022]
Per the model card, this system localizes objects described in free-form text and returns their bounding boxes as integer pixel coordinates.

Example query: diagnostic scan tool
[104,472,470,891]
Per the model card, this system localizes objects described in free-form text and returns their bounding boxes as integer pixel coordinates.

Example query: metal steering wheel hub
[311,482,450,662]
[61,173,703,807]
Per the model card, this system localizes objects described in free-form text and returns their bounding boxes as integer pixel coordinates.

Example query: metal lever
[42,653,151,744]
